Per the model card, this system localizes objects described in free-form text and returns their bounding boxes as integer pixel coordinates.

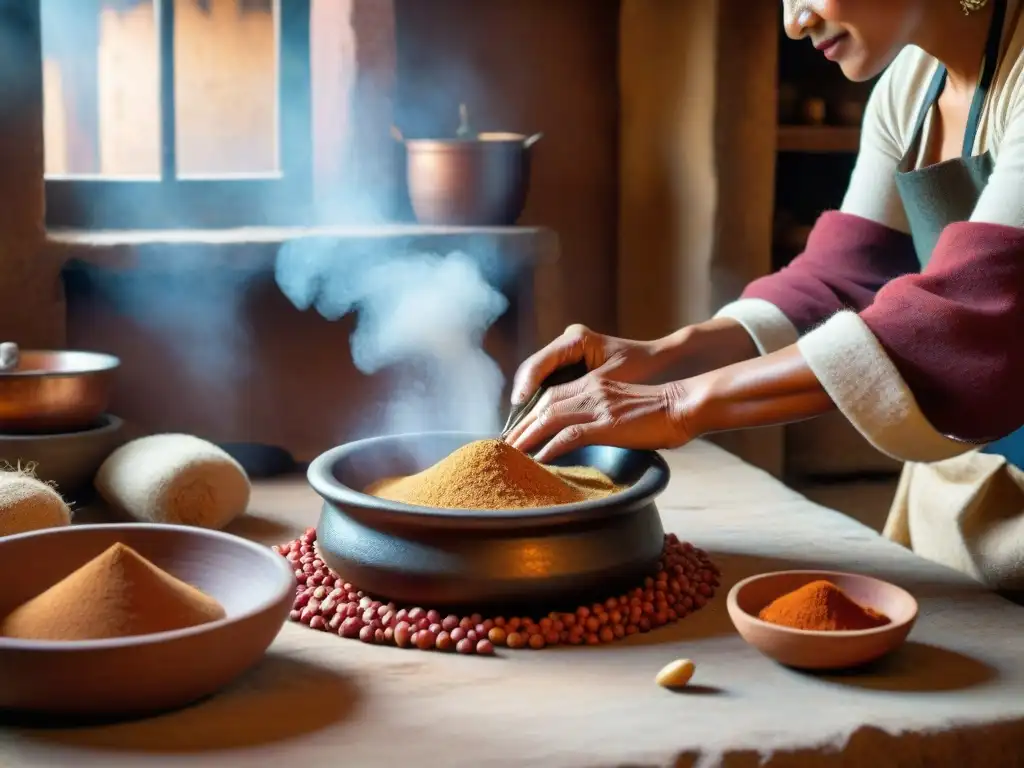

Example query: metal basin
[0,350,120,434]
[307,432,669,610]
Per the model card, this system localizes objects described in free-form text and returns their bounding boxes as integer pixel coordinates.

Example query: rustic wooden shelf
[776,125,861,154]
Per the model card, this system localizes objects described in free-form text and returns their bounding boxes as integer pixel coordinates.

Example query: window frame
[43,0,313,230]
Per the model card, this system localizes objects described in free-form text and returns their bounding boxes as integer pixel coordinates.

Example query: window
[40,0,312,230]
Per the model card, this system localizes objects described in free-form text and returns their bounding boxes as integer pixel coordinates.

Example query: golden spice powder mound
[365,439,624,510]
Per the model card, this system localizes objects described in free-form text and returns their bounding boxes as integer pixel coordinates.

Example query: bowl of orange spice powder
[726,570,918,670]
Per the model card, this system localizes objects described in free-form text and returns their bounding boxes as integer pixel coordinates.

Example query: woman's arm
[714,61,918,356]
[680,346,835,438]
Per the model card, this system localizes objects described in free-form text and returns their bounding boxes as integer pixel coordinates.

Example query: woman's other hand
[504,378,694,462]
[509,324,671,406]
[509,317,761,407]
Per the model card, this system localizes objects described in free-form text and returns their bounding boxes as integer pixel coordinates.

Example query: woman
[506,0,1024,592]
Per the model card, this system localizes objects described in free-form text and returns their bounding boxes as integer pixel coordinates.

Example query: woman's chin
[837,53,895,83]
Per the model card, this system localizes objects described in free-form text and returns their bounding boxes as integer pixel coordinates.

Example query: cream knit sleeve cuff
[714,298,799,355]
[796,311,974,463]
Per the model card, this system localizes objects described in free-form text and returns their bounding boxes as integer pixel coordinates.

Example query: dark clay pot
[307,432,669,611]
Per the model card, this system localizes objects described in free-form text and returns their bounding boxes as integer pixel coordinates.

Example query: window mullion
[159,0,177,184]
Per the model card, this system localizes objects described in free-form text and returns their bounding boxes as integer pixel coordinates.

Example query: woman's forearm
[649,317,761,383]
[678,344,836,436]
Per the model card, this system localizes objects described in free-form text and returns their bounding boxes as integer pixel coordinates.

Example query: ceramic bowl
[0,523,294,717]
[0,414,125,497]
[727,570,918,671]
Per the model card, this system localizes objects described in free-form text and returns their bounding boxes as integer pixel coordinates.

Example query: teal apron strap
[963,0,1007,157]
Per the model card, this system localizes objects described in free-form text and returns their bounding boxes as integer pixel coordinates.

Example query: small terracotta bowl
[727,570,918,671]
[0,523,294,717]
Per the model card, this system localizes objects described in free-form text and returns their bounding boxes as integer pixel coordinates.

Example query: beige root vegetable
[655,658,696,689]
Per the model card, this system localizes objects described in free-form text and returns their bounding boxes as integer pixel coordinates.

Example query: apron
[882,0,1024,596]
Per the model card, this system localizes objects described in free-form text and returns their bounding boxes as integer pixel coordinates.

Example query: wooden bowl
[727,570,918,671]
[0,523,293,717]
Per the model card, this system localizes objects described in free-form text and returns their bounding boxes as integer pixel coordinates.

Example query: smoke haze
[276,239,509,437]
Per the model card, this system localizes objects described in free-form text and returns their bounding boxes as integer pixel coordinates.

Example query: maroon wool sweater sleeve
[741,211,919,332]
[860,221,1024,442]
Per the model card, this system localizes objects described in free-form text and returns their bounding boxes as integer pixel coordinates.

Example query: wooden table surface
[3,440,1024,767]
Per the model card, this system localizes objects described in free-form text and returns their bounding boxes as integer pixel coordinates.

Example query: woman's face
[782,1,922,81]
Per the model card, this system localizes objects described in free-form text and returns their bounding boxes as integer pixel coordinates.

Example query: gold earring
[961,0,989,14]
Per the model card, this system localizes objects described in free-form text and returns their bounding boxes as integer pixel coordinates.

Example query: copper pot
[0,349,120,434]
[403,131,542,227]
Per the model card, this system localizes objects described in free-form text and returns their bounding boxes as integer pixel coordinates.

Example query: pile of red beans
[275,527,719,655]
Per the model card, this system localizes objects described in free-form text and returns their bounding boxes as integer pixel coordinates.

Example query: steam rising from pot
[275,241,509,437]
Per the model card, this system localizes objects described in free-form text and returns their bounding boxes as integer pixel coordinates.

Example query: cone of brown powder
[0,542,227,641]
[366,439,620,510]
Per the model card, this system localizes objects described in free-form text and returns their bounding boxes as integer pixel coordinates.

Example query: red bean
[442,615,459,631]
[289,609,301,621]
[407,607,426,623]
[476,639,494,655]
[506,631,526,649]
[394,622,412,648]
[436,631,453,651]
[449,627,466,643]
[359,625,376,643]
[416,630,436,650]
[456,638,474,654]
[529,633,545,650]
[340,617,362,638]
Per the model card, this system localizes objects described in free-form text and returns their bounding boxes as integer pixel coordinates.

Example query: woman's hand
[510,318,762,406]
[504,377,694,462]
[510,324,674,406]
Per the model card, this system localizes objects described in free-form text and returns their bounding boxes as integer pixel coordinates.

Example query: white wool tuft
[0,465,72,537]
[95,434,251,530]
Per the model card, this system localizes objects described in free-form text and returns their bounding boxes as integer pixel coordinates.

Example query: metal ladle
[500,360,589,439]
